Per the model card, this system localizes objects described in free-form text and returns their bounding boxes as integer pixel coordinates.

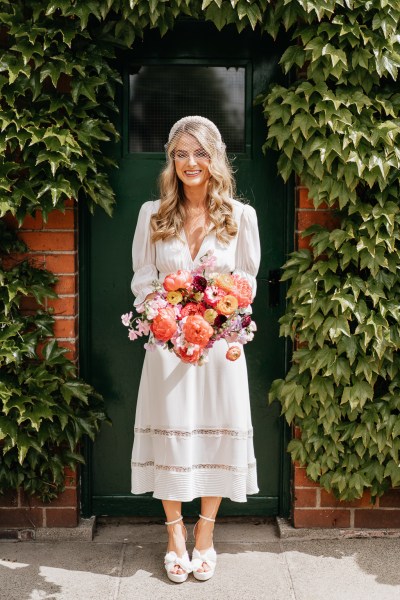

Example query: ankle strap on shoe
[165,515,183,526]
[199,513,215,523]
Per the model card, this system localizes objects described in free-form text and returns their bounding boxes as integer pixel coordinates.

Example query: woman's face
[173,133,211,190]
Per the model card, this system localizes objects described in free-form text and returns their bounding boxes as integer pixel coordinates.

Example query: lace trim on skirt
[131,461,257,474]
[134,427,253,439]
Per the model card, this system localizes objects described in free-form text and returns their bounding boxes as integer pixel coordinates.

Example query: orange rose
[226,345,241,361]
[216,294,238,316]
[176,345,202,364]
[183,314,214,347]
[214,274,235,293]
[233,276,252,308]
[163,270,193,291]
[150,307,177,342]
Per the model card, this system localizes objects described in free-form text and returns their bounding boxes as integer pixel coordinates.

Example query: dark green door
[80,22,292,517]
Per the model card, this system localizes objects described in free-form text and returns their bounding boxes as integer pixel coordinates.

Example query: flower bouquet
[121,250,257,366]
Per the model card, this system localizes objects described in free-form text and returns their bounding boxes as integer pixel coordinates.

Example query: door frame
[79,27,294,520]
[79,184,294,520]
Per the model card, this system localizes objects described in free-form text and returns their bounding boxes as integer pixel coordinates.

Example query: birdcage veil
[151,115,238,245]
[164,115,226,157]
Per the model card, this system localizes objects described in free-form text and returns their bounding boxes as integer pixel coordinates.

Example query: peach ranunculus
[180,302,205,318]
[150,307,177,342]
[163,270,193,292]
[226,345,241,361]
[216,294,238,316]
[214,273,235,293]
[183,314,214,347]
[176,345,202,364]
[232,275,252,308]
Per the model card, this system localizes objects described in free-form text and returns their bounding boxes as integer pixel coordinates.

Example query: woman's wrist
[145,292,157,301]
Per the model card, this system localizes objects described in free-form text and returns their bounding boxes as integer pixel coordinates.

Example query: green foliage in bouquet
[0,220,108,501]
[263,0,400,501]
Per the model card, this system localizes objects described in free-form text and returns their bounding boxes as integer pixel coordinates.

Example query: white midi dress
[130,198,261,502]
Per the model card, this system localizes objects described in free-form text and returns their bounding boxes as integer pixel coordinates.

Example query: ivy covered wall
[0,0,400,512]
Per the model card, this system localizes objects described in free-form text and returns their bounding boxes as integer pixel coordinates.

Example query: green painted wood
[92,495,278,517]
[80,22,292,518]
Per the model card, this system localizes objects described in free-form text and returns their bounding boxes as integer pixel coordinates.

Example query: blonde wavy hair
[150,117,238,244]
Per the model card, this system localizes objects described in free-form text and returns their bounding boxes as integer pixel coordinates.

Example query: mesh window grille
[129,65,246,153]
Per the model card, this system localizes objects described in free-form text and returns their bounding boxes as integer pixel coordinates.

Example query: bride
[130,115,261,583]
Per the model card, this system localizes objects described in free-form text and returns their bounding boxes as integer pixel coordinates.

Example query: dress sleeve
[232,204,261,299]
[131,201,158,306]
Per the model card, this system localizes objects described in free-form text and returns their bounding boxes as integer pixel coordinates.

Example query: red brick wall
[15,201,78,361]
[1,187,399,530]
[293,184,400,528]
[0,469,78,529]
[1,202,79,530]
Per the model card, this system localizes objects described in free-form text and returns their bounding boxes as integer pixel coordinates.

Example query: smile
[184,170,201,176]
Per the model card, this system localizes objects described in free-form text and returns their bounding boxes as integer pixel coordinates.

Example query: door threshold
[96,515,277,525]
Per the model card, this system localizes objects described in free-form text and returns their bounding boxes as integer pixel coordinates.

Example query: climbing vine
[264,0,400,500]
[0,220,108,501]
[0,0,400,502]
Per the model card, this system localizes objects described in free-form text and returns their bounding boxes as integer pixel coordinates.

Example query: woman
[130,116,261,583]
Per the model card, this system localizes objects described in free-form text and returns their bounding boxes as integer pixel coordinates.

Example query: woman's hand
[145,292,157,302]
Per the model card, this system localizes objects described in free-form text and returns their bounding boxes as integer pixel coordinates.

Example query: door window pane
[129,65,246,153]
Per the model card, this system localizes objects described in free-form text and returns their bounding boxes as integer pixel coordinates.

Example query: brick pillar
[17,201,78,362]
[1,201,80,530]
[296,185,338,248]
[293,185,400,528]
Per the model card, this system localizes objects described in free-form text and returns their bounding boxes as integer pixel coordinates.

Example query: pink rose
[150,307,177,342]
[183,314,214,348]
[163,270,193,291]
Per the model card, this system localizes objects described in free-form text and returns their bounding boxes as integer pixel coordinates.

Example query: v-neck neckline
[182,226,211,263]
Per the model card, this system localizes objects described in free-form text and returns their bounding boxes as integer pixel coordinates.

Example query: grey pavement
[1,519,400,600]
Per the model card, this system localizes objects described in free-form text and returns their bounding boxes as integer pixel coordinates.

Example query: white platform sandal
[192,514,217,581]
[164,515,192,583]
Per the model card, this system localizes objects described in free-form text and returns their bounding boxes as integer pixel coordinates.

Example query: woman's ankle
[194,521,214,551]
[167,523,187,554]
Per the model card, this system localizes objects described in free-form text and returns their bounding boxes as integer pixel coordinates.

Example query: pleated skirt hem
[131,463,259,503]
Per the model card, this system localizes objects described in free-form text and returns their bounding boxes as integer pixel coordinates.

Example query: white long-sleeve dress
[130,198,261,502]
